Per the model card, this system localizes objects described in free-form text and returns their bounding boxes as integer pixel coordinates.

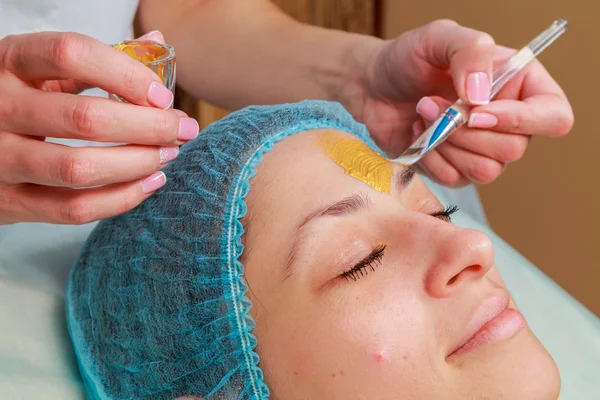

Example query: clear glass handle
[490,47,535,99]
[528,18,568,57]
[490,19,567,99]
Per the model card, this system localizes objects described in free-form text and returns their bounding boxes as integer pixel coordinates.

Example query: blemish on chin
[372,352,386,363]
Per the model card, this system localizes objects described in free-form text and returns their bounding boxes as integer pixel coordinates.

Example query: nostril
[447,265,483,286]
[465,264,484,276]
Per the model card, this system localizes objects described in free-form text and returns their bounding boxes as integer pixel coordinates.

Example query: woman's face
[243,129,559,400]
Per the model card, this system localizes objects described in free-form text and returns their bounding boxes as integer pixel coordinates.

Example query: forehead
[243,129,367,245]
[255,128,337,181]
[251,128,393,192]
[246,129,369,220]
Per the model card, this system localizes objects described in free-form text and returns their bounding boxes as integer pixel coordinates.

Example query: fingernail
[142,171,166,194]
[416,97,440,121]
[178,118,199,141]
[140,30,162,39]
[159,146,179,164]
[468,112,498,129]
[147,82,174,109]
[466,72,490,105]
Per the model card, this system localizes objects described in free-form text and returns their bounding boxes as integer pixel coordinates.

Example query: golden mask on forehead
[317,132,394,194]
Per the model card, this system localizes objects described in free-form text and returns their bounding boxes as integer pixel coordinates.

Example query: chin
[518,329,561,400]
[513,332,560,400]
[453,327,560,399]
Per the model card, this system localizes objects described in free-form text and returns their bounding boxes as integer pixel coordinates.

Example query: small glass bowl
[110,40,176,108]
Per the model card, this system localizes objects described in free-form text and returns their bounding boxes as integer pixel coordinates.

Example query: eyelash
[340,205,458,283]
[342,245,386,282]
[430,204,459,223]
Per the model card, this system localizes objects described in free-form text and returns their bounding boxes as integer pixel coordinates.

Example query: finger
[138,30,166,43]
[491,48,565,100]
[416,95,540,162]
[3,89,198,145]
[38,79,94,94]
[418,149,467,188]
[0,172,166,225]
[410,120,465,187]
[418,20,495,105]
[36,32,167,94]
[3,136,179,187]
[414,95,527,164]
[416,96,452,122]
[412,119,425,139]
[423,78,573,138]
[470,49,573,136]
[1,32,173,108]
[447,127,530,163]
[172,109,189,118]
[468,96,574,138]
[436,141,505,184]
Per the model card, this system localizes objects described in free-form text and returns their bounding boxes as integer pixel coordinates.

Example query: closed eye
[341,245,386,282]
[430,204,459,223]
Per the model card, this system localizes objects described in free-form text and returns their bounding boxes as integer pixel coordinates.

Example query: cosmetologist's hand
[344,19,573,187]
[0,31,199,225]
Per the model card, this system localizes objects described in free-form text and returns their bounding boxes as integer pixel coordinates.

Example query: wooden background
[173,0,379,128]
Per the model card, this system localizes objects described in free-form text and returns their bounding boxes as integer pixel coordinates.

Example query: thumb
[137,30,166,44]
[419,20,495,105]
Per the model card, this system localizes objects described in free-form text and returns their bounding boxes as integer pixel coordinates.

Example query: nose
[423,227,494,298]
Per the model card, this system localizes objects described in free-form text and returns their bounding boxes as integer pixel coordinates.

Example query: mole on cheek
[331,370,345,378]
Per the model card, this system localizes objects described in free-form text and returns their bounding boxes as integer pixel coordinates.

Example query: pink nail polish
[178,118,199,141]
[416,97,440,121]
[466,72,490,105]
[468,113,498,129]
[159,147,179,164]
[147,82,174,109]
[142,171,166,194]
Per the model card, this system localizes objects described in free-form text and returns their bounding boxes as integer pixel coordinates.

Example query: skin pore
[242,129,560,400]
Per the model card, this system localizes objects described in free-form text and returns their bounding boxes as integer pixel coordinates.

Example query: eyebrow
[297,192,370,230]
[397,165,416,188]
[282,165,416,281]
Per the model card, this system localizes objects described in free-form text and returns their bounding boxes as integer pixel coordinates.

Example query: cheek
[346,296,428,370]
[264,292,435,393]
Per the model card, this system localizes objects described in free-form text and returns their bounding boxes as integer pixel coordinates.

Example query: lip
[447,289,526,359]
